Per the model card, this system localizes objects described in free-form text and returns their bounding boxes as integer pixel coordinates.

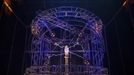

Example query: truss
[24,6,108,75]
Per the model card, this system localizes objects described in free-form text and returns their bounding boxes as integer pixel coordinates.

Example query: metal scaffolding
[24,6,108,75]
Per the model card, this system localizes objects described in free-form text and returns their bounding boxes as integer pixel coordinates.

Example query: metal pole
[64,45,69,75]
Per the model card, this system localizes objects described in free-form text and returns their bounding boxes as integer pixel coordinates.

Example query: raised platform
[24,65,108,75]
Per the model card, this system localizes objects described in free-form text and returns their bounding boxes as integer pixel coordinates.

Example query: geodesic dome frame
[25,6,108,75]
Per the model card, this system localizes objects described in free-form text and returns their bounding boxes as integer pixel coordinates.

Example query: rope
[6,21,17,75]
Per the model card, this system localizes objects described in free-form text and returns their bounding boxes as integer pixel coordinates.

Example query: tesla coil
[24,6,108,75]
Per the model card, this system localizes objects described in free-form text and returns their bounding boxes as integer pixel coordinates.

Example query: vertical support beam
[64,45,69,75]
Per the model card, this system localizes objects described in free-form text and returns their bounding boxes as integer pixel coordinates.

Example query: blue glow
[25,6,108,75]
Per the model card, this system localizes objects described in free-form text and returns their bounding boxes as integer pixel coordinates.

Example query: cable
[128,5,134,31]
[103,1,127,74]
[6,21,17,75]
[0,3,4,21]
[68,22,89,48]
[103,26,111,75]
[21,28,28,75]
[3,1,28,75]
[12,9,29,29]
[3,0,28,29]
[104,1,127,29]
[114,19,126,75]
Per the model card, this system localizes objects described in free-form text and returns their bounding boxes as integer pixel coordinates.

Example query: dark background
[0,0,134,75]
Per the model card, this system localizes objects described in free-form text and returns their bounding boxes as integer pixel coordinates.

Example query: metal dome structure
[24,6,108,75]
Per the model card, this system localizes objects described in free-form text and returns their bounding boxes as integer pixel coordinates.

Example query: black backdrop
[0,0,134,75]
